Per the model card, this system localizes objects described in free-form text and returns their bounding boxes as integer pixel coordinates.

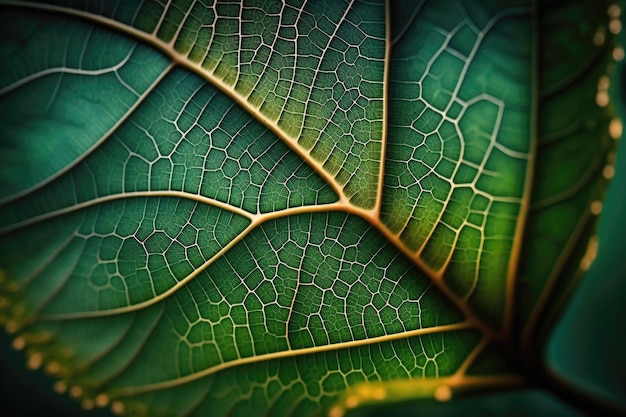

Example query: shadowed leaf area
[0,1,624,417]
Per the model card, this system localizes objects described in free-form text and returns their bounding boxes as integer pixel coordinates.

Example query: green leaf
[0,1,621,417]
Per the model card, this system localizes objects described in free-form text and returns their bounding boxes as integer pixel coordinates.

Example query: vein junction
[0,0,538,412]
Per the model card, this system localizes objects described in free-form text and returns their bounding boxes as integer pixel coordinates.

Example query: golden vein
[0,0,348,204]
[112,321,473,396]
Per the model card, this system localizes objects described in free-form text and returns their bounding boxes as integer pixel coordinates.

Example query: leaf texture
[0,1,619,416]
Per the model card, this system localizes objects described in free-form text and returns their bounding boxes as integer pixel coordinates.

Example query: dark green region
[384,0,532,327]
[515,0,617,337]
[0,8,170,201]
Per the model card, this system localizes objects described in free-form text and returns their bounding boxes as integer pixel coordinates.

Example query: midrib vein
[111,321,473,396]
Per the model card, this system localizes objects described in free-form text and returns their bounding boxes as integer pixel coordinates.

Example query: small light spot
[596,92,609,107]
[609,4,621,18]
[580,236,599,271]
[591,201,603,215]
[598,75,610,90]
[609,118,622,139]
[345,394,360,409]
[5,320,18,333]
[603,164,615,179]
[69,385,83,398]
[613,46,625,61]
[46,361,60,375]
[111,401,125,416]
[609,18,622,34]
[328,405,344,417]
[95,394,109,407]
[82,399,94,410]
[6,281,19,292]
[434,385,452,402]
[594,26,606,45]
[0,297,8,307]
[27,353,42,370]
[54,381,67,394]
[12,337,25,350]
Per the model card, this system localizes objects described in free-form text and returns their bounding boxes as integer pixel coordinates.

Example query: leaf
[0,1,620,417]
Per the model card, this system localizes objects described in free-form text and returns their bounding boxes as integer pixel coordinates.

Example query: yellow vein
[0,46,135,95]
[433,374,526,389]
[37,201,346,320]
[453,336,489,378]
[39,222,256,321]
[0,190,255,236]
[111,321,473,396]
[254,202,347,223]
[333,203,498,341]
[338,373,526,408]
[0,1,349,204]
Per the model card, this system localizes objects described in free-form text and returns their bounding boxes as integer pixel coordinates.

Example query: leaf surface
[0,1,619,416]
